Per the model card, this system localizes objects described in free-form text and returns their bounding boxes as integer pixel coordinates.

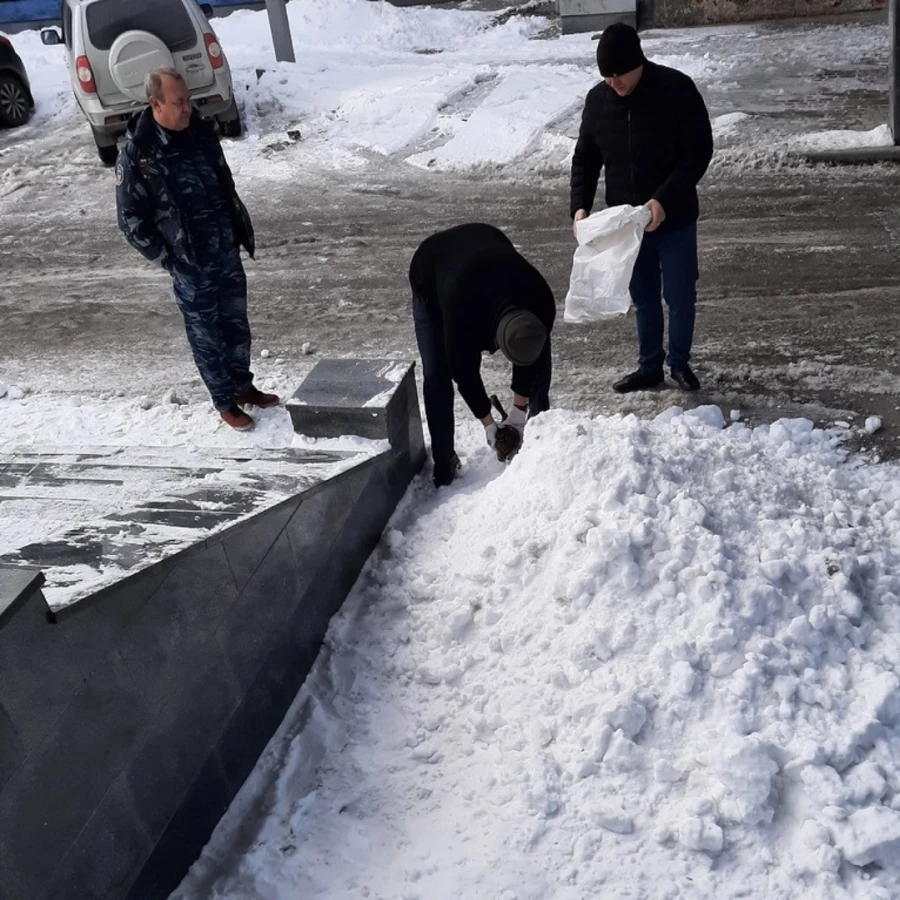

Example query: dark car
[0,34,34,128]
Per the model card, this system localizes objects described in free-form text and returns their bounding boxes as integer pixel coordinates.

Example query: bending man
[409,223,555,487]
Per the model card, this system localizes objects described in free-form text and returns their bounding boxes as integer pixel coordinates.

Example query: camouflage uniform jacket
[115,108,255,272]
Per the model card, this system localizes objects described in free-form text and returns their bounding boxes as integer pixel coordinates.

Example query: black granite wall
[0,369,424,900]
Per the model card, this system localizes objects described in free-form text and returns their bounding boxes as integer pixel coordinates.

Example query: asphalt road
[1,11,898,460]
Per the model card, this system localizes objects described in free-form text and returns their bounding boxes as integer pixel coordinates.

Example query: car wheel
[0,74,30,128]
[91,127,119,166]
[97,143,119,166]
[218,100,242,138]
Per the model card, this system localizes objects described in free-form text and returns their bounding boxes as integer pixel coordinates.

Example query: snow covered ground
[2,4,900,896]
[172,407,900,900]
[1,0,890,187]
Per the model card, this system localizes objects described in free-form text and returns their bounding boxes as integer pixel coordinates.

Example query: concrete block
[561,10,636,33]
[287,358,416,442]
[559,0,636,32]
[125,754,233,900]
[801,145,900,165]
[0,652,145,897]
[43,773,152,900]
[559,0,636,14]
[125,652,241,841]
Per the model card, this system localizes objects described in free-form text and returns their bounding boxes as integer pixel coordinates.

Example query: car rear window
[85,0,198,52]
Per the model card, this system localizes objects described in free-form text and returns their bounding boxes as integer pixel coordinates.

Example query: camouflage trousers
[172,252,254,412]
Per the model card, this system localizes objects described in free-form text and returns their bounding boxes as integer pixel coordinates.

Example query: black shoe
[612,368,664,394]
[433,452,461,488]
[670,366,700,392]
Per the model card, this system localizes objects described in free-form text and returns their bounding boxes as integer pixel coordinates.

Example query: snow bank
[790,124,894,153]
[174,407,900,900]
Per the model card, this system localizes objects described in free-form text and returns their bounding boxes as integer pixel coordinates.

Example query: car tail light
[204,33,223,70]
[75,55,96,94]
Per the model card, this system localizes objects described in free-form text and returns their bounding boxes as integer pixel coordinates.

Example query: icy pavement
[2,3,898,462]
[1,2,899,896]
[0,441,377,610]
[172,407,900,900]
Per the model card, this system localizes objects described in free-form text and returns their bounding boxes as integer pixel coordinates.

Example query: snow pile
[712,111,750,138]
[0,388,297,455]
[790,123,894,153]
[175,407,900,900]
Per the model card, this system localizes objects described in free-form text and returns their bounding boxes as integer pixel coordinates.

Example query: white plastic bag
[564,204,652,323]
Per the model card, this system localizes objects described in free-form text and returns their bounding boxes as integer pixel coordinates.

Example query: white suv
[42,0,241,165]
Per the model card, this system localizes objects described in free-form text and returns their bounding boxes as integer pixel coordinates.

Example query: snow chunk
[865,671,900,725]
[864,416,883,434]
[603,698,647,738]
[443,607,474,644]
[684,405,726,430]
[713,736,779,826]
[678,816,724,853]
[593,802,634,834]
[654,759,682,784]
[835,806,900,867]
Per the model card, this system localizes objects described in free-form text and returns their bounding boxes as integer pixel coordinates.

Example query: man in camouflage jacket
[116,67,276,431]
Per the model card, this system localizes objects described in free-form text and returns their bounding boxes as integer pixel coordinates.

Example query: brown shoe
[220,406,254,431]
[236,386,280,408]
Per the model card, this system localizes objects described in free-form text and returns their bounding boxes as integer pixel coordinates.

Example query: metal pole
[266,0,296,64]
[891,0,899,144]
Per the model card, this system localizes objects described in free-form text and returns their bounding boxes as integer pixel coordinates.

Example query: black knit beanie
[496,309,546,366]
[596,22,646,77]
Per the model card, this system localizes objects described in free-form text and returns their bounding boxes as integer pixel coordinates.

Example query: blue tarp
[0,0,58,23]
[0,0,245,26]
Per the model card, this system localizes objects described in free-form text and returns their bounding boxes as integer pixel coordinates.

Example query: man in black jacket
[117,68,276,431]
[409,223,555,487]
[570,23,713,393]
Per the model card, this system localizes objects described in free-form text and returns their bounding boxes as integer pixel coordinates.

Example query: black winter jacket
[409,223,556,420]
[570,62,713,232]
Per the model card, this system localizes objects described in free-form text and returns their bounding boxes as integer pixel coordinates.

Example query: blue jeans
[629,221,698,371]
[412,292,551,467]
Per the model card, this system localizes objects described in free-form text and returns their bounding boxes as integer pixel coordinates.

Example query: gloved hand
[505,404,528,436]
[484,421,498,448]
